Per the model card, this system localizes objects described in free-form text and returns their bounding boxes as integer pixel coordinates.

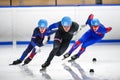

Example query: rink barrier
[0,4,120,7]
[0,5,120,42]
[1,39,120,45]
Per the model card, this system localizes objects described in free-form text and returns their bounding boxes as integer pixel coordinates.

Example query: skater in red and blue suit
[63,14,112,61]
[10,19,58,65]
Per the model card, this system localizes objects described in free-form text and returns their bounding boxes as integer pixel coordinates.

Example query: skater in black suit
[40,16,80,70]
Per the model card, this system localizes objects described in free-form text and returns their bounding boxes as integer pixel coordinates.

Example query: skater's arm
[46,22,59,36]
[31,27,43,47]
[54,29,62,43]
[45,22,59,43]
[85,14,94,28]
[92,24,112,37]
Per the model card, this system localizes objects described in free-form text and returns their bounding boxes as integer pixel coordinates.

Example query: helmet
[91,18,100,26]
[38,19,48,28]
[61,16,72,27]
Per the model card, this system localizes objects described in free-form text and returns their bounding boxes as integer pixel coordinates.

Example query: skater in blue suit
[10,19,58,65]
[63,14,112,61]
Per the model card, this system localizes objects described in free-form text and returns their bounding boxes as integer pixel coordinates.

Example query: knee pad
[55,53,61,56]
[53,43,60,49]
[55,51,63,56]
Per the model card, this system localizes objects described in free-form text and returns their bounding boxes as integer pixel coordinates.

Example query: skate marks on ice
[62,63,81,80]
[18,65,53,80]
[18,65,35,77]
[40,70,53,80]
[62,61,109,80]
[39,66,53,80]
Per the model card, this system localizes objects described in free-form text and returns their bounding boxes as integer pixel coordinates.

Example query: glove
[88,14,94,19]
[81,24,87,28]
[85,14,94,24]
[106,27,112,33]
[43,36,48,45]
[77,24,87,32]
[73,24,86,36]
[35,46,41,53]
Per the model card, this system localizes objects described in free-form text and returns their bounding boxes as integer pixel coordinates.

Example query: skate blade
[40,68,46,72]
[9,63,19,66]
[9,63,14,66]
[68,59,74,62]
[22,63,28,66]
[22,64,26,66]
[62,58,66,60]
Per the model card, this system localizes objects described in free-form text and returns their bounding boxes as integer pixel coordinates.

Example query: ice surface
[0,43,120,80]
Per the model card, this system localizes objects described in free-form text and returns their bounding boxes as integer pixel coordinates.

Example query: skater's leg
[56,40,70,56]
[68,30,91,55]
[19,44,33,61]
[41,40,61,68]
[78,37,103,57]
[63,31,91,60]
[68,45,86,61]
[23,48,36,65]
[69,47,85,61]
[10,44,33,65]
[29,48,36,59]
[68,40,81,54]
[71,37,102,61]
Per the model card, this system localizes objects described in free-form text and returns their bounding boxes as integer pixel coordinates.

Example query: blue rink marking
[0,39,120,45]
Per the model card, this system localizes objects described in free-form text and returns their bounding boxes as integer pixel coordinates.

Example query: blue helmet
[38,19,48,28]
[61,16,72,27]
[91,18,100,26]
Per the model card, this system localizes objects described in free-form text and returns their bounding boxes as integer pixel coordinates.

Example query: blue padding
[16,40,120,45]
[0,40,120,45]
[16,40,75,45]
[98,40,120,43]
[16,41,30,45]
[0,42,13,45]
[47,40,75,44]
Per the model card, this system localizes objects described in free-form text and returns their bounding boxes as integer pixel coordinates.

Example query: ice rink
[0,43,120,80]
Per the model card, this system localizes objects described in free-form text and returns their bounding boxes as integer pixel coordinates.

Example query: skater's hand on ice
[35,46,41,53]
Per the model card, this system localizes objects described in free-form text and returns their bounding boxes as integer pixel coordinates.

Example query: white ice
[0,43,120,80]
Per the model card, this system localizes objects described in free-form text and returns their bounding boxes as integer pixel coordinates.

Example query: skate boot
[9,59,22,65]
[40,62,50,71]
[68,54,79,62]
[22,57,32,66]
[62,52,70,60]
